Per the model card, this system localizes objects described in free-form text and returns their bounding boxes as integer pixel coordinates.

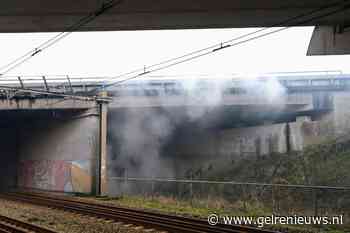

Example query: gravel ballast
[0,198,159,233]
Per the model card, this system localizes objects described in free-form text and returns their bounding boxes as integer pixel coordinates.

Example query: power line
[1,0,349,100]
[0,0,123,76]
[102,0,350,82]
[92,0,350,91]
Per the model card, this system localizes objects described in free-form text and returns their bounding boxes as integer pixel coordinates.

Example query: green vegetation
[110,195,271,217]
[92,195,348,233]
[98,136,350,233]
[201,137,350,187]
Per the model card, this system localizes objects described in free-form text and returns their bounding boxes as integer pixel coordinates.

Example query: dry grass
[76,195,349,233]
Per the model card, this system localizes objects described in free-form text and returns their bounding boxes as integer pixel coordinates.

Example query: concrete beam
[0,98,96,110]
[307,26,350,55]
[1,0,350,32]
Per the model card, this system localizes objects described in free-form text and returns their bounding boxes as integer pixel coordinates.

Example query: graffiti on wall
[18,160,92,193]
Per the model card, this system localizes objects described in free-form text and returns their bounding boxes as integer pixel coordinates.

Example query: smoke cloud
[107,75,287,193]
[108,107,175,178]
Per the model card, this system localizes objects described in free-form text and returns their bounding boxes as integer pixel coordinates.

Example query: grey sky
[0,26,349,79]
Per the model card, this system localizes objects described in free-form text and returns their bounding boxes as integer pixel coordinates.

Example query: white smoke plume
[107,74,287,195]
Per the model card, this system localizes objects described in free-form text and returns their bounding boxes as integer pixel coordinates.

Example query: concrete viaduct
[0,0,350,196]
[0,72,349,196]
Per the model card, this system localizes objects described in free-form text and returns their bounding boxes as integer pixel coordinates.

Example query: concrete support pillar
[97,91,109,196]
[285,123,291,153]
[307,26,350,55]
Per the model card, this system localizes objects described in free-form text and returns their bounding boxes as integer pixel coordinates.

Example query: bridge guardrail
[0,73,350,98]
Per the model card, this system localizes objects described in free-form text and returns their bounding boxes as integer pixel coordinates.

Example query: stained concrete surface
[0,109,100,194]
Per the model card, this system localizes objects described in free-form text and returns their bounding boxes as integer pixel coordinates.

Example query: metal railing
[0,75,106,94]
[1,72,350,98]
[109,177,350,221]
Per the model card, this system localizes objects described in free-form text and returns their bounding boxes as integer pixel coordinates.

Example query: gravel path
[0,198,158,233]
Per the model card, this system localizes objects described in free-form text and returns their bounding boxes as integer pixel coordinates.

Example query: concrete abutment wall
[0,109,101,194]
[17,113,100,194]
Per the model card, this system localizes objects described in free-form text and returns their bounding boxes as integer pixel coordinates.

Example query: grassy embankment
[87,136,350,233]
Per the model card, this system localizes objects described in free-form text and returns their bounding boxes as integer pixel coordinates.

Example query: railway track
[0,214,57,233]
[0,192,280,233]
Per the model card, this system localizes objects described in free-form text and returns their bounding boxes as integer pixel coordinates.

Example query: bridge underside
[1,0,349,54]
[307,26,350,55]
[1,0,350,32]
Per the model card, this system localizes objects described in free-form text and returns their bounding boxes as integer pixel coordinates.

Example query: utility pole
[97,91,109,196]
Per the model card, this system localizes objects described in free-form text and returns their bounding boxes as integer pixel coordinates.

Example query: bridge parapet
[108,73,350,98]
[0,75,104,98]
[0,72,348,110]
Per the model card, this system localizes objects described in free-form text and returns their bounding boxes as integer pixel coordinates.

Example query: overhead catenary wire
[0,0,123,76]
[101,0,350,83]
[1,0,350,101]
[91,0,350,91]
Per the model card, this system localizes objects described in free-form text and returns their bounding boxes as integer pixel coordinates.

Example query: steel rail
[0,192,280,233]
[0,215,57,233]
